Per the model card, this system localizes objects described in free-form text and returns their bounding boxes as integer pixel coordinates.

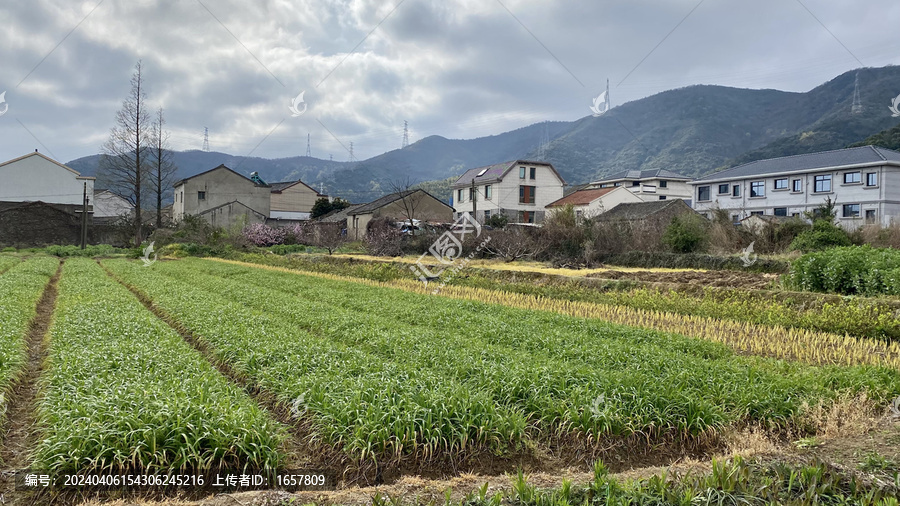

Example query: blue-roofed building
[689,146,900,228]
[451,160,565,224]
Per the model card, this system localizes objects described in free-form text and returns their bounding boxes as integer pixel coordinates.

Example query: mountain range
[67,66,900,202]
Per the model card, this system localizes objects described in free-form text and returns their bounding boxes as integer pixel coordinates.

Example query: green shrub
[789,219,851,252]
[787,245,900,296]
[42,244,127,257]
[662,214,708,253]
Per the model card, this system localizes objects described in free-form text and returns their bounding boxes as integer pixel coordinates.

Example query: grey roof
[318,204,363,223]
[593,168,691,183]
[452,160,565,188]
[268,180,325,195]
[348,189,452,215]
[174,164,269,188]
[693,146,900,184]
[598,199,693,221]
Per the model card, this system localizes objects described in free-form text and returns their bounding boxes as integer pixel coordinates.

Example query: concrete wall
[691,164,900,229]
[271,183,320,214]
[173,167,270,224]
[349,191,453,240]
[453,163,564,223]
[547,187,644,218]
[93,191,133,219]
[199,201,267,228]
[0,153,94,205]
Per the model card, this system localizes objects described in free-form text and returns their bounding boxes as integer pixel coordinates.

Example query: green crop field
[1,254,899,504]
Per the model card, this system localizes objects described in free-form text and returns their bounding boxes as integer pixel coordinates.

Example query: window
[197,191,206,201]
[457,189,464,202]
[731,214,740,224]
[865,209,876,223]
[529,167,536,179]
[843,171,861,184]
[483,209,492,220]
[519,185,536,204]
[484,185,492,200]
[697,186,711,201]
[600,183,613,188]
[575,209,583,219]
[718,184,729,194]
[518,211,534,223]
[750,211,764,216]
[659,180,668,188]
[774,207,787,216]
[866,172,878,186]
[469,187,476,201]
[791,212,800,217]
[614,182,621,187]
[519,167,526,179]
[774,178,788,190]
[842,204,860,218]
[632,181,641,187]
[814,175,832,193]
[659,195,667,200]
[750,181,765,197]
[732,184,740,197]
[792,179,802,192]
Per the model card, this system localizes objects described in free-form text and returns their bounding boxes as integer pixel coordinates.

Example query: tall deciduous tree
[148,107,178,228]
[99,60,150,246]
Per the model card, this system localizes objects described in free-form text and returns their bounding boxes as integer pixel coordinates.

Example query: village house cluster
[2,144,900,246]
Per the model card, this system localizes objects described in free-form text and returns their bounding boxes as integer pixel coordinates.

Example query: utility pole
[80,182,88,249]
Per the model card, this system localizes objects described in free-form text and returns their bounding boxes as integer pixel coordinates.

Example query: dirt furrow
[0,259,63,504]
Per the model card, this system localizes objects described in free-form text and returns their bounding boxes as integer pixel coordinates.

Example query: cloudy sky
[1,0,899,164]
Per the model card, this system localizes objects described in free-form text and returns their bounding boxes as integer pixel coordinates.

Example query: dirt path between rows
[0,260,63,505]
[98,263,330,476]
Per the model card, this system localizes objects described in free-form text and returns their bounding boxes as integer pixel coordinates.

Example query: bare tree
[387,177,425,229]
[148,107,178,229]
[312,222,347,255]
[483,229,544,262]
[99,61,151,246]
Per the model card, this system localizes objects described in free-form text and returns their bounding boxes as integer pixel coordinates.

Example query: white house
[0,151,95,205]
[588,168,693,202]
[545,186,643,219]
[451,160,566,224]
[93,189,134,222]
[690,146,900,229]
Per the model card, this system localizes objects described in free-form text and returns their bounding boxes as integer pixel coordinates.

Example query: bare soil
[587,268,779,290]
[0,260,62,505]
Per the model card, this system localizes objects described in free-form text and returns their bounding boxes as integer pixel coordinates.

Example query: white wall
[93,191,133,218]
[0,153,94,205]
[453,163,564,222]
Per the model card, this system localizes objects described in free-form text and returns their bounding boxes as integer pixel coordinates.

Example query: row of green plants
[374,457,900,505]
[34,259,285,473]
[0,254,22,274]
[0,257,58,426]
[104,258,900,465]
[788,245,900,296]
[230,253,900,340]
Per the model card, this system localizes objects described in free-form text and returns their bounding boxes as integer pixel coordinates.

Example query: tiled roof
[318,204,363,222]
[593,168,691,183]
[546,187,615,207]
[174,165,268,188]
[693,146,900,184]
[348,189,452,215]
[452,160,565,187]
[598,199,690,221]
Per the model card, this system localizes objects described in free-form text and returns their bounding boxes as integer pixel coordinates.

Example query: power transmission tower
[306,133,311,157]
[202,127,210,152]
[329,154,333,161]
[402,120,409,149]
[536,123,549,159]
[349,142,354,162]
[851,71,862,114]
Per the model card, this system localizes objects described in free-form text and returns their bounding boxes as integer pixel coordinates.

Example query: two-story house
[690,146,900,228]
[588,168,693,202]
[173,165,271,227]
[451,160,566,224]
